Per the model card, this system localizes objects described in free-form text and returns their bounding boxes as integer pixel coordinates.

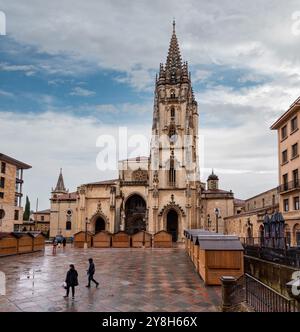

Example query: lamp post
[84,217,90,249]
[214,208,220,234]
[207,214,211,231]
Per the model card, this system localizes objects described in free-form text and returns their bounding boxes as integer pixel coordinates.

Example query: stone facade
[49,24,240,242]
[224,188,279,239]
[245,188,278,212]
[33,209,50,235]
[0,153,31,232]
[200,172,235,234]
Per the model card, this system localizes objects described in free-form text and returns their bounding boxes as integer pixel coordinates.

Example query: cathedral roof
[84,179,119,186]
[202,189,232,195]
[51,192,77,201]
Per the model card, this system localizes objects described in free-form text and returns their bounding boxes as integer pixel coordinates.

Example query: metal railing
[278,180,300,193]
[245,274,296,312]
[240,237,288,249]
[241,237,300,268]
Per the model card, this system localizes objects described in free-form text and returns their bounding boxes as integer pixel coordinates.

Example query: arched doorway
[294,224,300,247]
[247,226,253,246]
[167,210,178,242]
[95,217,106,234]
[125,194,146,235]
[247,226,253,238]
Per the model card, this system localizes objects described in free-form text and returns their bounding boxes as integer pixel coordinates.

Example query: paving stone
[0,245,221,312]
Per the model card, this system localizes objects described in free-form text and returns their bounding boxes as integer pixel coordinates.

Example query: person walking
[86,258,99,288]
[64,264,78,299]
[62,237,67,250]
[52,238,57,255]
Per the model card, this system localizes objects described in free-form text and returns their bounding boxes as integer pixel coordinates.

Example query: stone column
[221,276,237,312]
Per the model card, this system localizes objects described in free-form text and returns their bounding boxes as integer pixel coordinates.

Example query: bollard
[221,276,237,312]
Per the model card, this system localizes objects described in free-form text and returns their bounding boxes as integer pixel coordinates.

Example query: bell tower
[150,20,200,189]
[148,21,201,238]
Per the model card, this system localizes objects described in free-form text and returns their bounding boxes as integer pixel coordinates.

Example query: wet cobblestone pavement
[0,246,221,312]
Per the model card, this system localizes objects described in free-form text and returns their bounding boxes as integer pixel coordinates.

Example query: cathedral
[50,22,241,242]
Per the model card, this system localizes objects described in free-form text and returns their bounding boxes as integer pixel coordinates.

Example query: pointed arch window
[169,124,176,137]
[66,210,72,230]
[169,124,177,144]
[170,107,175,119]
[170,90,176,99]
[169,157,176,187]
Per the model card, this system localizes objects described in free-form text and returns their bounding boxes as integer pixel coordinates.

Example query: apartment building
[271,96,300,246]
[0,153,31,232]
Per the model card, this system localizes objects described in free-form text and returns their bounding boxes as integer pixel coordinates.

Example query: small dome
[208,170,219,181]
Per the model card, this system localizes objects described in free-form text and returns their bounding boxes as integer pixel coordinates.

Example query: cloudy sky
[1,0,300,209]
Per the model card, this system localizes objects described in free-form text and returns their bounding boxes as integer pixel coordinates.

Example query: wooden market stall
[0,233,18,256]
[195,235,244,286]
[112,231,131,248]
[153,231,172,248]
[184,230,244,285]
[131,231,152,248]
[93,231,112,248]
[13,232,33,254]
[73,231,93,248]
[184,230,212,262]
[29,232,46,252]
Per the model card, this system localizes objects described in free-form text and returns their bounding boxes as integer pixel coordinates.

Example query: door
[167,210,178,242]
[95,217,106,234]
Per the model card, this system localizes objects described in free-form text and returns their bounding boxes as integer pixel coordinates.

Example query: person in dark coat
[86,258,99,288]
[64,264,78,299]
[62,237,67,249]
[52,238,57,255]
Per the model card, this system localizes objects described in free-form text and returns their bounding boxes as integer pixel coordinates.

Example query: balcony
[278,180,300,193]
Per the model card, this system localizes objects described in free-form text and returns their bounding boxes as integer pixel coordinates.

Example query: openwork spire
[165,20,182,75]
[157,21,191,86]
[54,168,67,193]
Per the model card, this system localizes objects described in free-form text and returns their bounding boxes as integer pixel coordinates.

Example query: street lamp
[84,217,90,249]
[207,214,211,231]
[214,208,220,234]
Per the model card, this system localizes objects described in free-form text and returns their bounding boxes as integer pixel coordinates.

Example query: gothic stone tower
[148,22,201,242]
